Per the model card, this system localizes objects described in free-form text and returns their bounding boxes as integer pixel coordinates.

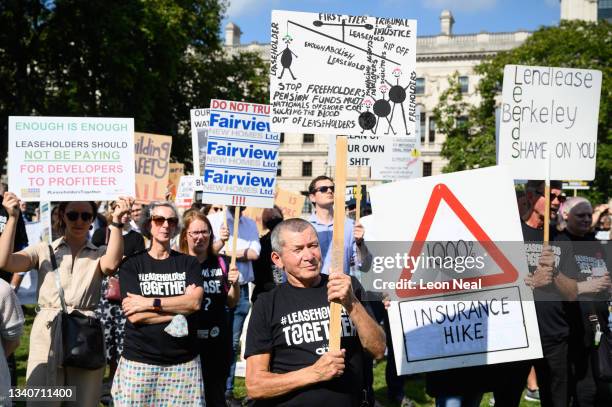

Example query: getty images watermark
[358,240,611,301]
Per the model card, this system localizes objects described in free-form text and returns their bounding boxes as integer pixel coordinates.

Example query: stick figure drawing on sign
[373,84,396,135]
[358,98,376,134]
[385,67,410,135]
[278,34,298,80]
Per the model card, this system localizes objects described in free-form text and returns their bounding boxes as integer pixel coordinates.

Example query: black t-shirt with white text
[0,201,29,283]
[554,230,610,346]
[197,256,232,377]
[91,228,145,256]
[245,274,367,407]
[522,222,580,339]
[119,250,203,365]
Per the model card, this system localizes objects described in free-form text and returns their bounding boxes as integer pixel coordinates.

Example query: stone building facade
[223,1,606,212]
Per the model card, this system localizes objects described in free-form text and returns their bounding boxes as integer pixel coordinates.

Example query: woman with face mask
[91,200,145,405]
[0,192,131,406]
[111,201,205,406]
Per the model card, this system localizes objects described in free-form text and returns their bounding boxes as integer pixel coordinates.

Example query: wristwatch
[153,298,162,311]
[110,221,124,228]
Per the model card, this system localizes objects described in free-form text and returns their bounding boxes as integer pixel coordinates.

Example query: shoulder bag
[49,245,105,370]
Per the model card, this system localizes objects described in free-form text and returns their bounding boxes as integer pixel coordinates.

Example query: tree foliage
[0,0,268,172]
[435,20,611,202]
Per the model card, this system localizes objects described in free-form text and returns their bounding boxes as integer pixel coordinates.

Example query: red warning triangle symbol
[396,183,519,298]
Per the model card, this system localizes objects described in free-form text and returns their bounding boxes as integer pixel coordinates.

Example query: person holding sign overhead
[308,176,371,276]
[244,218,385,406]
[0,192,131,407]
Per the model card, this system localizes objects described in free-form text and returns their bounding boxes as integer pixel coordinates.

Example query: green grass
[14,305,539,406]
[230,359,538,406]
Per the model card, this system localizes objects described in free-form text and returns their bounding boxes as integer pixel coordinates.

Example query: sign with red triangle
[396,183,519,298]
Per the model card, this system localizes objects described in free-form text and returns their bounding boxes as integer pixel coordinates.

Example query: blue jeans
[225,285,251,394]
[435,394,483,407]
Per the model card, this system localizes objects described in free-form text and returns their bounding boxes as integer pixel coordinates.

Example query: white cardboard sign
[270,10,417,136]
[366,166,541,374]
[175,175,196,209]
[328,135,421,180]
[190,108,210,179]
[8,117,135,201]
[498,65,601,180]
[199,100,280,208]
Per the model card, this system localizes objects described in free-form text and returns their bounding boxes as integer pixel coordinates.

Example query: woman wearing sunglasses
[91,201,145,404]
[112,201,206,406]
[178,209,239,407]
[0,192,131,406]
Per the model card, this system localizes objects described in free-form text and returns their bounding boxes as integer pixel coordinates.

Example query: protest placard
[243,188,306,234]
[275,188,305,219]
[270,10,417,136]
[134,132,172,203]
[498,65,602,180]
[364,166,541,374]
[563,180,589,190]
[199,99,280,208]
[8,117,135,201]
[168,163,185,200]
[190,108,210,178]
[175,175,196,209]
[328,135,421,180]
[39,201,52,245]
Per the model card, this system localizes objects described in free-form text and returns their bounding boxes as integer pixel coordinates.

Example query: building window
[279,133,285,143]
[456,116,468,128]
[301,191,313,214]
[428,117,436,143]
[599,0,612,21]
[423,162,432,177]
[459,76,469,94]
[303,134,314,143]
[420,112,426,143]
[277,160,282,177]
[416,78,425,95]
[302,161,312,177]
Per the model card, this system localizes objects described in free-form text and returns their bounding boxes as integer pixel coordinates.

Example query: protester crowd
[0,176,610,407]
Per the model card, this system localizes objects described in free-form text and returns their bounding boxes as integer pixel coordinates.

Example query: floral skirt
[111,356,205,406]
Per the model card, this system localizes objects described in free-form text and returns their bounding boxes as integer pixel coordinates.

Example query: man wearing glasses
[521,180,577,407]
[307,176,371,277]
[529,180,566,224]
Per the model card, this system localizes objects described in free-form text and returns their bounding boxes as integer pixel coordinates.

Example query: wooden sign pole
[329,136,348,351]
[543,154,551,244]
[356,166,362,223]
[230,206,240,268]
[543,182,551,244]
